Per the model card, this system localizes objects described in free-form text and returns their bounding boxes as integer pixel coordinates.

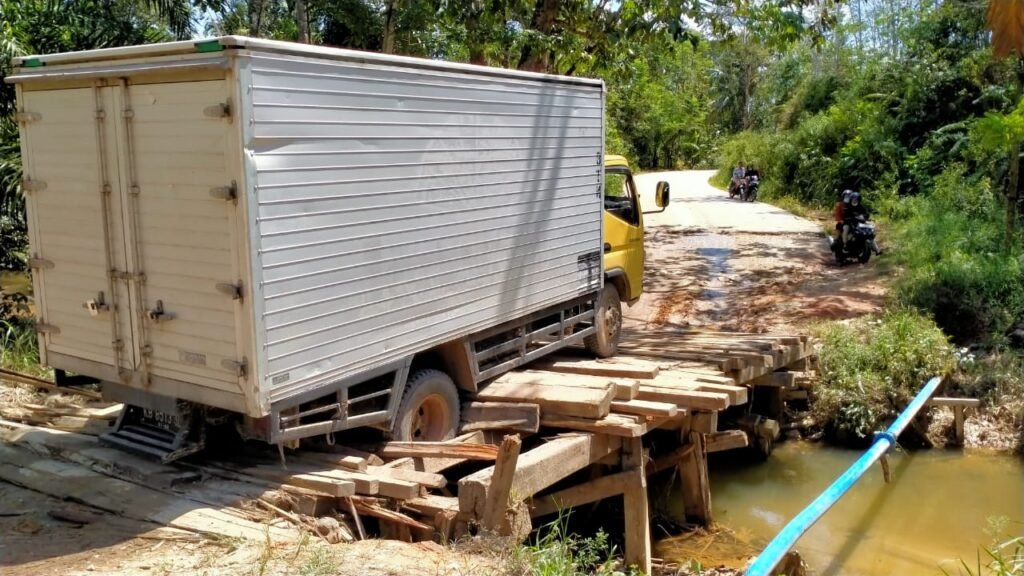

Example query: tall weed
[813,310,955,443]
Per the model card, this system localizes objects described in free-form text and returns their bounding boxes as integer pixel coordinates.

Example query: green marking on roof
[194,40,224,53]
[22,58,44,68]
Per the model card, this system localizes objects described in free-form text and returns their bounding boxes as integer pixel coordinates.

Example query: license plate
[141,408,181,431]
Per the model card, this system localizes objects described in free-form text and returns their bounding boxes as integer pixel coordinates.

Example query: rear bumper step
[100,403,205,463]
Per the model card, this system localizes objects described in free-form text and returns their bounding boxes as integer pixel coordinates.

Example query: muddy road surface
[630,170,888,334]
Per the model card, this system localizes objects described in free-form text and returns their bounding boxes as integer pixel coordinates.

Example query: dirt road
[628,170,887,333]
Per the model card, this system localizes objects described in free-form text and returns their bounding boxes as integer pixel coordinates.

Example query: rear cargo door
[19,87,135,371]
[114,80,243,391]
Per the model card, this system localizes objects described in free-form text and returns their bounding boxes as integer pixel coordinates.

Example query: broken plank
[402,495,461,518]
[393,431,487,475]
[481,435,522,534]
[20,403,122,420]
[379,441,498,461]
[532,356,659,380]
[459,434,621,519]
[460,402,540,434]
[610,399,678,418]
[366,466,447,489]
[540,413,645,437]
[705,430,750,453]
[476,374,614,419]
[351,497,431,531]
[636,386,730,411]
[211,462,357,497]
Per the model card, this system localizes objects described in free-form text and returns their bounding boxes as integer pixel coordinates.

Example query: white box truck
[8,37,667,461]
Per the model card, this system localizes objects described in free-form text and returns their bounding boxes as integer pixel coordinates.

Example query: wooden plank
[647,444,694,476]
[783,389,809,401]
[679,432,711,525]
[954,406,965,444]
[530,469,631,518]
[460,402,540,434]
[610,399,678,418]
[691,411,718,434]
[379,441,498,461]
[481,435,522,534]
[0,368,102,400]
[705,430,749,453]
[622,437,651,574]
[927,397,981,408]
[636,386,729,411]
[20,403,122,420]
[305,445,383,466]
[351,497,431,531]
[212,462,358,497]
[402,494,461,517]
[476,374,614,419]
[540,413,646,437]
[291,452,369,472]
[366,466,447,489]
[615,347,740,372]
[306,468,420,500]
[750,372,797,387]
[0,444,294,542]
[458,434,621,519]
[516,370,638,401]
[532,356,659,380]
[398,431,487,475]
[648,375,748,405]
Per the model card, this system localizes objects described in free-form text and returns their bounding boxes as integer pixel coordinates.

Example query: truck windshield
[604,169,639,225]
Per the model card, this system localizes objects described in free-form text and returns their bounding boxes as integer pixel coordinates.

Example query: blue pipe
[745,376,943,576]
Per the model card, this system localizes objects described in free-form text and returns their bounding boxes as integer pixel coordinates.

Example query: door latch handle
[603,242,612,253]
[146,300,175,323]
[82,292,110,317]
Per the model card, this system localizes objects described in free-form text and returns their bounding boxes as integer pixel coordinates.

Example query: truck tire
[392,369,460,442]
[585,283,622,358]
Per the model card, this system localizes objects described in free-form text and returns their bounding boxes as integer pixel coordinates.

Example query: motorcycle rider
[841,192,869,247]
[833,189,851,246]
[729,164,746,195]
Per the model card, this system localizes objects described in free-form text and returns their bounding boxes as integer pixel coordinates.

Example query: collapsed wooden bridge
[0,330,813,574]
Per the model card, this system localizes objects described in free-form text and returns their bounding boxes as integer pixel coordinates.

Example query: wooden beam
[615,347,740,372]
[540,413,646,437]
[610,399,678,418]
[621,437,651,574]
[393,430,487,474]
[636,386,729,411]
[520,370,639,401]
[750,371,797,388]
[379,441,499,461]
[647,444,694,476]
[366,466,447,490]
[475,374,615,419]
[481,435,522,534]
[530,470,631,518]
[532,356,659,380]
[691,411,718,434]
[458,434,621,519]
[679,432,711,525]
[927,397,981,408]
[461,402,540,434]
[705,430,749,453]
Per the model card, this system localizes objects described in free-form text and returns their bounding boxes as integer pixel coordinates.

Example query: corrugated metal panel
[125,80,243,394]
[20,87,135,370]
[243,54,604,400]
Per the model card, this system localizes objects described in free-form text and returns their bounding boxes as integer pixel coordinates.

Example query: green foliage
[507,513,635,576]
[812,310,955,443]
[0,316,39,375]
[892,166,1024,343]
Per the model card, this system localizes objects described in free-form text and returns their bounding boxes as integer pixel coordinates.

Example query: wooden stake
[481,435,522,534]
[346,497,366,540]
[679,432,712,525]
[621,437,650,575]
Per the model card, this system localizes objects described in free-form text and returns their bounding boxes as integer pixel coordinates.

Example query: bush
[892,166,1024,343]
[813,310,955,444]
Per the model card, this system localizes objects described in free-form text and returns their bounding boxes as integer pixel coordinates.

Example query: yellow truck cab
[586,155,669,357]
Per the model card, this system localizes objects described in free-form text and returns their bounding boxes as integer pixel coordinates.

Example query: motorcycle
[742,175,759,202]
[831,217,878,265]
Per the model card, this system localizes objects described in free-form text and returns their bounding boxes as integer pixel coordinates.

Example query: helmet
[850,192,861,204]
[842,189,853,204]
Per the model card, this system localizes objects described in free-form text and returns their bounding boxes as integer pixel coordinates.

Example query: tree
[986,0,1024,244]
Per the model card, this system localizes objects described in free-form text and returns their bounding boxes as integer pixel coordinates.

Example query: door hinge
[204,100,232,120]
[209,181,238,202]
[15,111,41,123]
[22,178,47,193]
[215,282,243,300]
[28,257,54,270]
[35,322,60,336]
[221,358,247,378]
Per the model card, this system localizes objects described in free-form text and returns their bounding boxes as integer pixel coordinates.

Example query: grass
[812,309,955,443]
[0,316,42,376]
[942,519,1024,576]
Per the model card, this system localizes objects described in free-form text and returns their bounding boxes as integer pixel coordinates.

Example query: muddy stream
[657,442,1024,575]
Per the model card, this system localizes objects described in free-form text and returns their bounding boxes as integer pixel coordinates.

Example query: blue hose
[745,376,943,576]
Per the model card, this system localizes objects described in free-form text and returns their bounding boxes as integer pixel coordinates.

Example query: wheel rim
[409,394,450,441]
[603,304,621,341]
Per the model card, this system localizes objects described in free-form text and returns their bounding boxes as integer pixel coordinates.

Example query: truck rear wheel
[392,369,460,441]
[585,283,622,358]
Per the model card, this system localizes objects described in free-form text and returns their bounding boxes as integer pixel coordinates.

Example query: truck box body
[9,37,605,419]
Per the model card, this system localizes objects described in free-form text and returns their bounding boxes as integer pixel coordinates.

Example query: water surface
[657,441,1024,575]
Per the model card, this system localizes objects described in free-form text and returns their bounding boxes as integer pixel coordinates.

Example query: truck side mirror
[655,181,670,208]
